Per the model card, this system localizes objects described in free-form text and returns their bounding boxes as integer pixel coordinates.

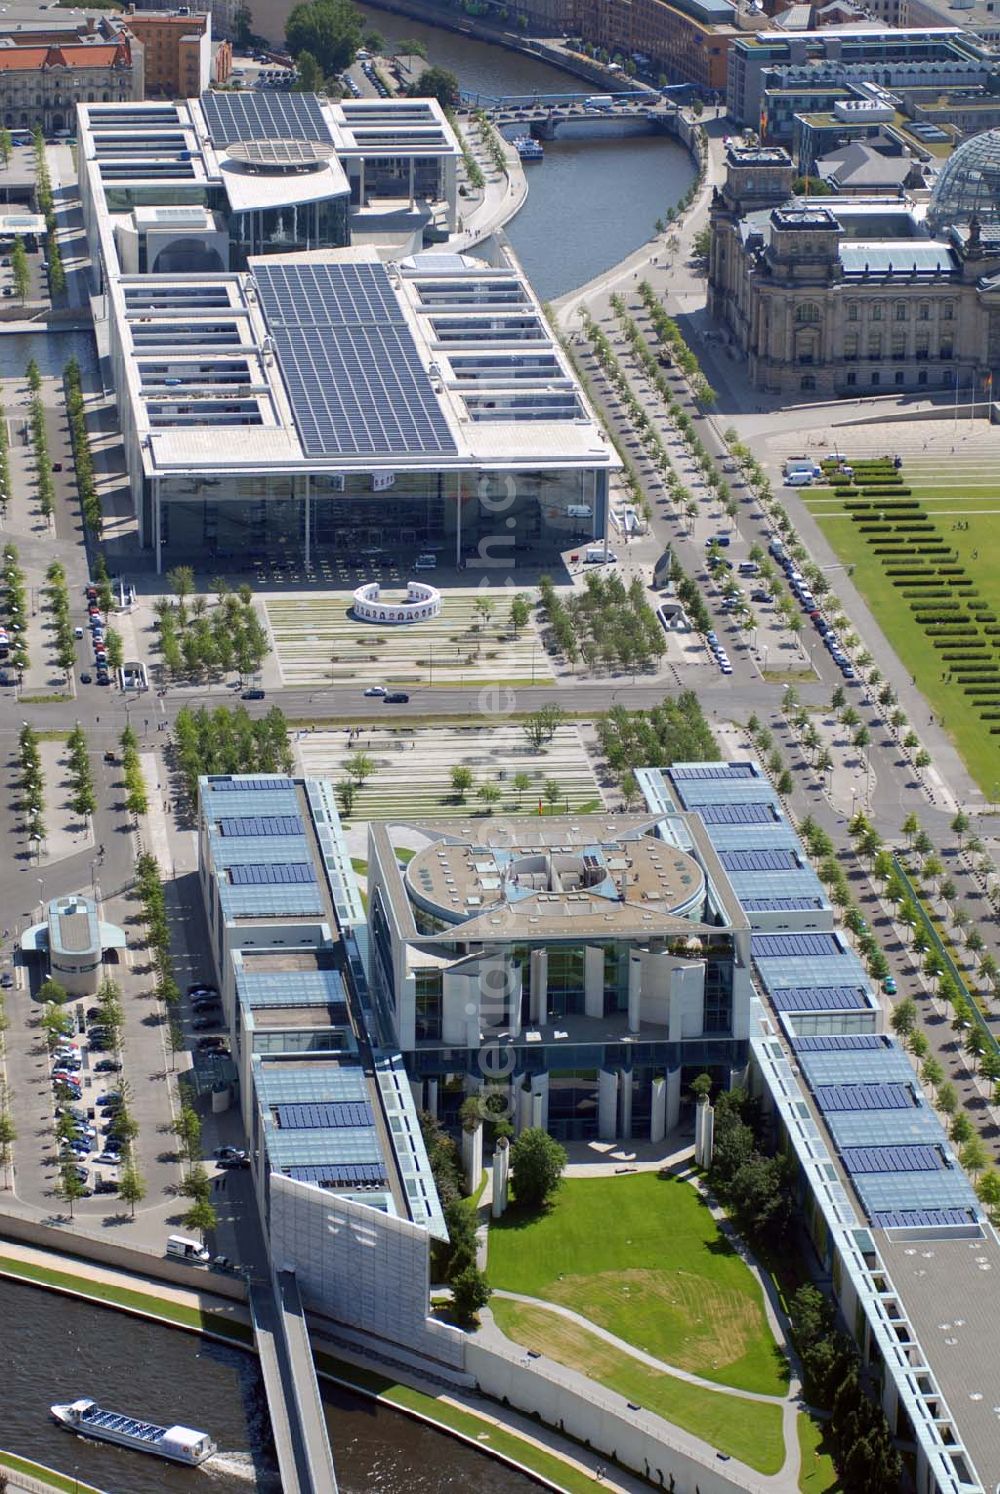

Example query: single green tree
[450,1263,492,1327]
[118,1161,146,1218]
[409,64,460,109]
[889,998,917,1045]
[450,765,473,801]
[346,750,374,786]
[336,778,356,817]
[57,1157,87,1217]
[961,1135,988,1179]
[950,1111,974,1147]
[182,1197,217,1241]
[510,1127,567,1211]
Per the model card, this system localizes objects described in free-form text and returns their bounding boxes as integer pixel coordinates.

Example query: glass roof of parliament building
[927,127,1000,231]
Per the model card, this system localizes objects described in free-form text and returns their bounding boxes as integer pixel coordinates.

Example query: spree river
[2,1277,537,1492]
[250,0,696,300]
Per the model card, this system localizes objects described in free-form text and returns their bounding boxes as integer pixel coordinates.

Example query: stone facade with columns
[707,141,1000,397]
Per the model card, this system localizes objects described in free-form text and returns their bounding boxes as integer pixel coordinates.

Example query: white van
[585,545,618,564]
[414,553,437,570]
[566,505,592,520]
[784,457,821,479]
[785,470,814,487]
[166,1234,210,1264]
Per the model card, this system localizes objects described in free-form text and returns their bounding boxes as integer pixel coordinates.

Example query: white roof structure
[77,95,615,488]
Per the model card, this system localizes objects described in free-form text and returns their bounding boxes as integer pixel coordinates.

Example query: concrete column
[461,1122,483,1196]
[408,155,415,208]
[154,478,162,573]
[491,1136,510,1219]
[529,948,547,1025]
[584,944,604,1019]
[598,1069,618,1141]
[666,1067,682,1133]
[694,1096,715,1170]
[426,1078,439,1118]
[409,1077,424,1114]
[880,1372,899,1436]
[529,1072,549,1133]
[516,1081,533,1134]
[508,961,523,1039]
[627,952,642,1034]
[618,1068,633,1140]
[650,1076,666,1144]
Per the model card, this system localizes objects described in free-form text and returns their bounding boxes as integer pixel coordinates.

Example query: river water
[2,1277,536,1492]
[250,0,696,300]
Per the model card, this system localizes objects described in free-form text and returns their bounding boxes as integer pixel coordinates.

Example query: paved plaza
[295,722,604,822]
[267,587,556,692]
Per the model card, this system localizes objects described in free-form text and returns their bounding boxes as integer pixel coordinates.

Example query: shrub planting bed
[804,460,1000,792]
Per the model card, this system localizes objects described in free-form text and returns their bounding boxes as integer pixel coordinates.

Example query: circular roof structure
[927,129,1000,233]
[226,139,335,175]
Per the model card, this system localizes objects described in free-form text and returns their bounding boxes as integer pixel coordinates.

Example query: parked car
[214,1146,248,1161]
[93,1057,121,1073]
[241,688,265,700]
[0,973,12,990]
[94,1150,121,1166]
[187,983,218,998]
[363,685,386,697]
[883,976,897,995]
[193,1016,221,1031]
[383,691,410,704]
[218,1155,251,1170]
[94,1177,118,1194]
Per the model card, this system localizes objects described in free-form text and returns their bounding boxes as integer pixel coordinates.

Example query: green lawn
[0,1450,103,1494]
[488,1173,787,1396]
[490,1299,785,1475]
[803,473,1000,795]
[797,1412,841,1493]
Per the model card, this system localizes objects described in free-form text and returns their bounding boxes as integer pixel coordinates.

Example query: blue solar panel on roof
[742,896,823,911]
[253,262,457,460]
[206,777,296,791]
[815,1082,913,1112]
[793,1034,886,1051]
[698,802,777,825]
[217,815,303,837]
[275,1102,373,1130]
[841,1145,942,1174]
[719,849,800,872]
[670,764,757,781]
[201,90,331,148]
[752,932,842,959]
[284,1163,387,1186]
[872,1208,976,1229]
[770,985,869,1011]
[229,862,315,886]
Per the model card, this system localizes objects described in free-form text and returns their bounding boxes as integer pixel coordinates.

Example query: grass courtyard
[487,1173,787,1397]
[489,1298,785,1475]
[802,456,1000,796]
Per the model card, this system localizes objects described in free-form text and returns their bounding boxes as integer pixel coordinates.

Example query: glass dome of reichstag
[927,129,1000,233]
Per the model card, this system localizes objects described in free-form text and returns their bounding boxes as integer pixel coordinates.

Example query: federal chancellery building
[708,133,1000,396]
